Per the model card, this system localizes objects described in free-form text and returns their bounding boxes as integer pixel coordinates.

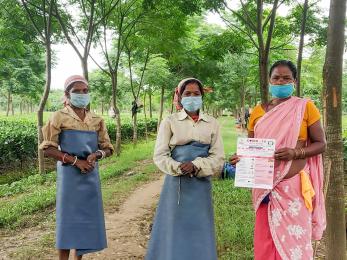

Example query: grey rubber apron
[56,130,107,256]
[146,141,217,260]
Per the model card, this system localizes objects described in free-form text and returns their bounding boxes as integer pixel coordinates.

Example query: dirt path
[0,174,164,260]
[85,176,164,260]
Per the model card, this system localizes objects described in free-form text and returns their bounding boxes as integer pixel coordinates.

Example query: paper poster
[234,138,276,189]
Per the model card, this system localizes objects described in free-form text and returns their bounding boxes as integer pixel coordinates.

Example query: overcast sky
[51,1,331,90]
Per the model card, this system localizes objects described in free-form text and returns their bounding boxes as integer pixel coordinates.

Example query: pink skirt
[254,203,282,260]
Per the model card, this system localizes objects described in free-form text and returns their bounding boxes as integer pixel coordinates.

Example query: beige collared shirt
[153,110,225,177]
[39,105,114,153]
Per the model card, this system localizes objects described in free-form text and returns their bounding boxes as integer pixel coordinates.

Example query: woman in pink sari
[230,60,326,260]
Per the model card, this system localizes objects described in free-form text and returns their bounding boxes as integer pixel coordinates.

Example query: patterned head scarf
[173,78,204,110]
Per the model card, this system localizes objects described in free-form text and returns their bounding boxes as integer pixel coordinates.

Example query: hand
[274,148,296,161]
[75,159,94,174]
[229,154,240,166]
[179,162,196,177]
[87,153,98,166]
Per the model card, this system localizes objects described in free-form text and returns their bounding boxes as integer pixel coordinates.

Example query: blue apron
[56,130,107,256]
[146,141,217,260]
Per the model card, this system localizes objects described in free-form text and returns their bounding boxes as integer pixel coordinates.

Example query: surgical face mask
[181,96,202,112]
[69,93,90,108]
[269,83,294,98]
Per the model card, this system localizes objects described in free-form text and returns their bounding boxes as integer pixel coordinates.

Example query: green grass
[343,115,347,131]
[213,180,254,259]
[214,116,254,259]
[0,140,156,228]
[219,116,247,155]
[0,167,39,185]
[4,162,161,259]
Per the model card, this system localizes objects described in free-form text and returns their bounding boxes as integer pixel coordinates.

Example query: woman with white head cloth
[146,78,225,260]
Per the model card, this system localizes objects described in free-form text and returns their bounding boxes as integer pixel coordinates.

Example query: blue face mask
[70,93,90,108]
[269,83,294,98]
[181,96,202,112]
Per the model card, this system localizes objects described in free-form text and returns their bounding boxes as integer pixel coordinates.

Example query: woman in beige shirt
[146,78,225,260]
[40,75,113,260]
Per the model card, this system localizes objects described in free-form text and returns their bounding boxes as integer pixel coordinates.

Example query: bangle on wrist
[71,156,78,166]
[300,148,306,159]
[95,151,102,160]
[97,149,106,160]
[62,153,68,163]
[294,149,299,159]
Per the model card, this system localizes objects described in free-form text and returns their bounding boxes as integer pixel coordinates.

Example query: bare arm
[275,120,326,161]
[305,120,326,156]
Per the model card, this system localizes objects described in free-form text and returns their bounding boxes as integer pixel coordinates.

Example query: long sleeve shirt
[153,110,225,178]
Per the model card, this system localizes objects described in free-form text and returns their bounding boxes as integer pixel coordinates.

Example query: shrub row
[0,117,158,167]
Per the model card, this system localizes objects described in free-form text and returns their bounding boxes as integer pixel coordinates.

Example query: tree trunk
[296,0,309,97]
[323,0,347,258]
[20,101,23,114]
[115,107,121,153]
[101,100,104,115]
[240,85,246,129]
[38,40,52,174]
[157,86,165,131]
[149,91,153,119]
[133,112,138,145]
[6,91,11,117]
[81,58,89,81]
[11,97,14,115]
[111,72,121,156]
[143,92,148,141]
[255,0,279,104]
[259,55,269,104]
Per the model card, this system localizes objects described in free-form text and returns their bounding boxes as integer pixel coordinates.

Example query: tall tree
[296,0,309,97]
[90,0,147,155]
[54,0,120,80]
[323,0,347,258]
[125,42,149,145]
[144,55,172,129]
[219,0,282,103]
[20,0,55,174]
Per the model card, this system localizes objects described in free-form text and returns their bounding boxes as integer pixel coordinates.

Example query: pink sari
[253,97,326,260]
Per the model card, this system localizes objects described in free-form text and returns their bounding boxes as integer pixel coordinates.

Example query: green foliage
[0,140,155,228]
[0,116,158,168]
[214,52,258,111]
[343,115,347,160]
[105,117,158,140]
[288,3,328,46]
[44,90,64,112]
[0,119,38,166]
[0,187,56,227]
[0,173,56,197]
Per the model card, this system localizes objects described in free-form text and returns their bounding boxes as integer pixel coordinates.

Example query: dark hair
[179,79,204,96]
[269,60,297,80]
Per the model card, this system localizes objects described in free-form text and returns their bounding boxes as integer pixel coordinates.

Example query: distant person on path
[146,78,225,260]
[40,75,114,260]
[230,60,326,259]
